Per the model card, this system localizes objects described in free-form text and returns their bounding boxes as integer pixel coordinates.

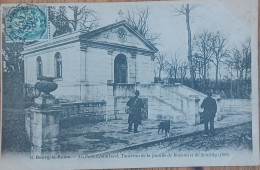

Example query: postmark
[4,4,48,42]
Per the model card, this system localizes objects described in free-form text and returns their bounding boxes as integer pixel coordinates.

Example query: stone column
[80,49,87,82]
[106,83,115,121]
[25,96,62,156]
[105,49,115,121]
[25,77,62,155]
[130,51,136,84]
[186,95,200,125]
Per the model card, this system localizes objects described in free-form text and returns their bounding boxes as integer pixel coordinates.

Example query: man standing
[127,90,144,133]
[201,91,217,136]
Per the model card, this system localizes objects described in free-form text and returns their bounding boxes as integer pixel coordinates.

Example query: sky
[84,0,251,56]
[53,0,254,79]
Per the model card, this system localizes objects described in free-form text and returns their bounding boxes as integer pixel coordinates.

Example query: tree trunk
[215,63,219,89]
[185,4,195,88]
[73,8,78,31]
[245,67,248,81]
[159,68,161,81]
[203,54,207,89]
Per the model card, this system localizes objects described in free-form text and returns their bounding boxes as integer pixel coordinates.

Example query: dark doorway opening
[114,54,128,83]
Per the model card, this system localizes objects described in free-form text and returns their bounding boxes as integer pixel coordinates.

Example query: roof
[80,20,158,53]
[22,20,158,55]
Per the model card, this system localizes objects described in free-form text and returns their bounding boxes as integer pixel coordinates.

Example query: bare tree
[210,32,229,85]
[193,30,214,81]
[165,54,180,81]
[241,38,251,81]
[179,61,189,82]
[228,48,242,79]
[227,38,251,81]
[124,7,160,45]
[66,6,99,31]
[155,52,166,81]
[173,4,198,88]
[226,47,246,98]
[49,5,99,35]
[49,6,72,36]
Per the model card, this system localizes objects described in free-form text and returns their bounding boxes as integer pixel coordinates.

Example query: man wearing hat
[127,90,144,133]
[201,91,217,136]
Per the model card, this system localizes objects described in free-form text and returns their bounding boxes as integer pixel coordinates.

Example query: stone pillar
[24,77,63,155]
[186,95,200,125]
[80,49,86,82]
[106,49,115,121]
[25,94,62,155]
[130,51,136,84]
[106,84,115,121]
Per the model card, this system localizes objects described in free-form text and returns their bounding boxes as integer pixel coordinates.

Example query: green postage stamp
[3,4,48,42]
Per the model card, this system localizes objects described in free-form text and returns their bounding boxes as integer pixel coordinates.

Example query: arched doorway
[114,54,128,83]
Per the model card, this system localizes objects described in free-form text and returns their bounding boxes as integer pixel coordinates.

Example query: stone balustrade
[59,101,106,127]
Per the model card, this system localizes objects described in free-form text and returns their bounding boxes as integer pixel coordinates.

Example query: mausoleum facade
[23,21,157,101]
[23,20,212,126]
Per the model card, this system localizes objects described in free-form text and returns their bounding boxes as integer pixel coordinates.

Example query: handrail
[177,84,207,97]
[60,100,106,106]
[156,84,191,100]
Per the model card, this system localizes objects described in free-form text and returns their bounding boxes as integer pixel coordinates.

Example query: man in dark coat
[201,92,217,136]
[127,90,144,133]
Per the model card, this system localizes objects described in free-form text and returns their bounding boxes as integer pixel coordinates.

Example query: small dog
[158,120,170,137]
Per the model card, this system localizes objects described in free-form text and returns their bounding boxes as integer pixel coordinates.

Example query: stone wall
[136,54,154,83]
[24,41,81,85]
[59,101,106,127]
[85,47,111,83]
[220,99,251,113]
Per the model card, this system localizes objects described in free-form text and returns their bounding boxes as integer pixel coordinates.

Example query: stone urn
[35,76,58,96]
[34,76,58,108]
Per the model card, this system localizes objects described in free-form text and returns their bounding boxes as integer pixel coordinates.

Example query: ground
[59,99,252,154]
[121,122,252,154]
[2,99,252,154]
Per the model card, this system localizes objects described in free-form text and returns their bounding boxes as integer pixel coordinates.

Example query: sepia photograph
[0,0,259,169]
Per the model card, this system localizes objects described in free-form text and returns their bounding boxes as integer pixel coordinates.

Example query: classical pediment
[80,20,158,53]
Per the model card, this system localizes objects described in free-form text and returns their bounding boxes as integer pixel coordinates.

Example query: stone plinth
[34,95,58,108]
[25,96,62,155]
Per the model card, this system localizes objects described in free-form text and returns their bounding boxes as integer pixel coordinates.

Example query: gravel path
[59,99,252,154]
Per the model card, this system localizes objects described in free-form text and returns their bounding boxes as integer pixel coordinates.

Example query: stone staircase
[148,96,186,123]
[113,83,205,125]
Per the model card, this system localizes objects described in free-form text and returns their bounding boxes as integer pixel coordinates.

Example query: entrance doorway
[114,54,128,83]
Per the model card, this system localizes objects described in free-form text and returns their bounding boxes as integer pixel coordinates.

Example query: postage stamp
[3,4,48,42]
[0,0,259,169]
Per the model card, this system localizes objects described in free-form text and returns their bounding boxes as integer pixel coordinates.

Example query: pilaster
[80,49,87,82]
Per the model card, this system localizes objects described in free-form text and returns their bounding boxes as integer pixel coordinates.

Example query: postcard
[0,0,259,169]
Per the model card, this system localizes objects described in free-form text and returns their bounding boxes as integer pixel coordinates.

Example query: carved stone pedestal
[25,98,62,155]
[25,76,61,155]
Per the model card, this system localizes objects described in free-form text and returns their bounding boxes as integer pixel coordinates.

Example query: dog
[158,120,170,137]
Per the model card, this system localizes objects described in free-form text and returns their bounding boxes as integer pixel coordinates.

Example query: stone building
[23,20,210,125]
[23,20,157,101]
